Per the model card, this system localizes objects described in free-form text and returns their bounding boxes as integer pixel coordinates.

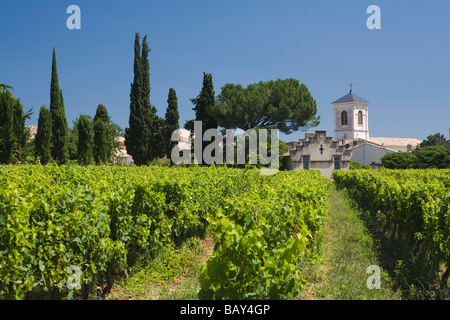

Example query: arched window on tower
[358,111,363,126]
[341,111,348,126]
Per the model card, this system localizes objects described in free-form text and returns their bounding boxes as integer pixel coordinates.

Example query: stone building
[282,88,422,175]
[283,130,351,178]
[331,89,421,167]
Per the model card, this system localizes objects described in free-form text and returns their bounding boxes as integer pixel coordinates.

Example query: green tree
[185,73,217,161]
[420,133,446,148]
[148,116,167,162]
[125,33,165,165]
[0,82,13,91]
[35,106,52,165]
[141,35,151,113]
[189,72,217,132]
[380,152,416,169]
[93,104,110,165]
[143,35,166,162]
[125,33,150,166]
[92,104,122,164]
[77,115,93,165]
[107,122,122,161]
[415,146,450,169]
[93,104,110,124]
[350,160,371,170]
[12,98,32,163]
[50,48,69,165]
[165,88,180,159]
[67,119,79,161]
[183,119,195,132]
[213,78,319,134]
[0,85,32,164]
[0,89,15,164]
[93,119,108,165]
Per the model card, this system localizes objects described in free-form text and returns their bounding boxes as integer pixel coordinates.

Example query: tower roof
[332,90,370,104]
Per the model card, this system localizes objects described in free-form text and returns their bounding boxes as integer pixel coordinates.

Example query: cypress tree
[148,115,167,162]
[67,119,79,161]
[125,33,150,166]
[77,115,93,165]
[191,72,217,132]
[93,104,110,124]
[35,106,52,165]
[12,97,32,163]
[93,104,110,165]
[50,48,69,165]
[0,90,15,164]
[0,85,32,163]
[12,99,24,150]
[93,119,108,165]
[141,35,151,113]
[165,88,180,158]
[190,73,217,161]
[125,33,166,165]
[142,35,166,162]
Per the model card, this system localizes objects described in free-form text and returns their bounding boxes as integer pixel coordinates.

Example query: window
[334,156,341,170]
[302,156,309,170]
[358,111,363,126]
[341,111,348,126]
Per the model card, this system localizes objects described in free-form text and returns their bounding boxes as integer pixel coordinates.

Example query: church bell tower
[332,87,370,141]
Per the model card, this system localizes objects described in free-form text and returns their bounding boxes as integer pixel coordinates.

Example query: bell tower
[332,87,370,141]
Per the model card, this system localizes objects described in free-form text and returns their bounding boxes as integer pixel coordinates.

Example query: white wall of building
[333,104,369,141]
[351,143,396,166]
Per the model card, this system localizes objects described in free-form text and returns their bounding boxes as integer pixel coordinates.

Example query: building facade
[284,130,351,178]
[282,87,422,175]
[330,89,421,167]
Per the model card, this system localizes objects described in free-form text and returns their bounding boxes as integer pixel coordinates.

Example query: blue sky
[1,0,449,143]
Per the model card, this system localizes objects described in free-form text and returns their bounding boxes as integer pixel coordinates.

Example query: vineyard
[2,165,449,300]
[0,165,330,300]
[333,169,450,298]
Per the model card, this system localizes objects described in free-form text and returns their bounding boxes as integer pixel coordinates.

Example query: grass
[106,236,214,300]
[298,184,401,300]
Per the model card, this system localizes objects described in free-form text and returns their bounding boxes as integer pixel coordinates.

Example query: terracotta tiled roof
[369,137,422,149]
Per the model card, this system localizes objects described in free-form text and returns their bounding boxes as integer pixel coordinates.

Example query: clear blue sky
[1,0,449,142]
